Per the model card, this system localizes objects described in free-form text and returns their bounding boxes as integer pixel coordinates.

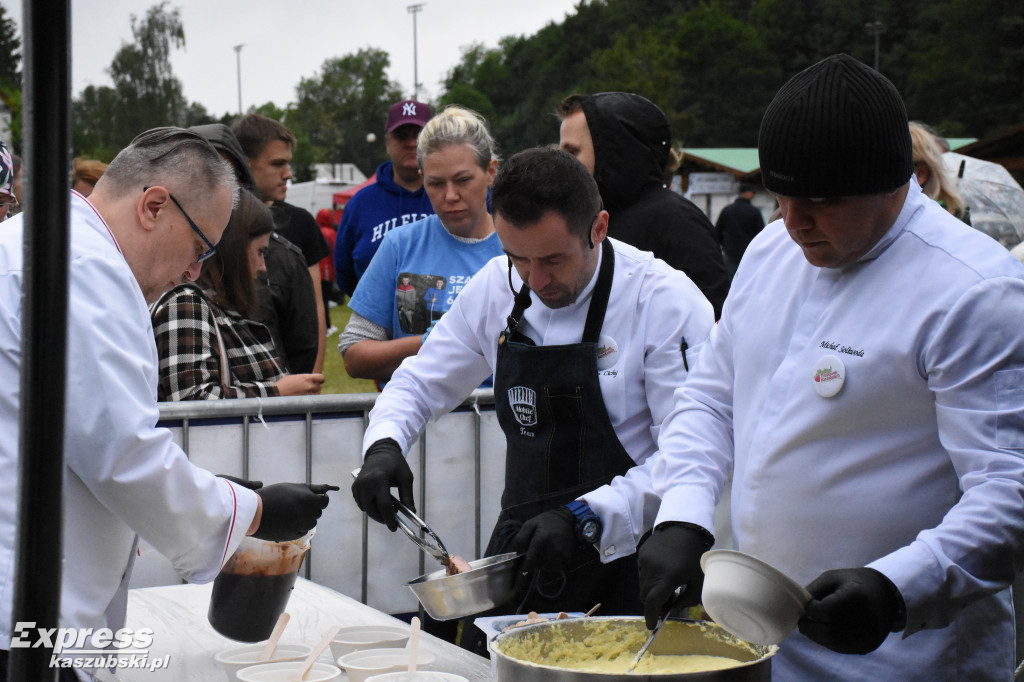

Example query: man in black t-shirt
[233,114,329,370]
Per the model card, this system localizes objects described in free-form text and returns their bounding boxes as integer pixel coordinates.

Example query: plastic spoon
[257,612,290,662]
[287,625,340,682]
[407,616,421,674]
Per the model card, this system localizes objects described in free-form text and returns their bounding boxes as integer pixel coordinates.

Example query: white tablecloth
[96,578,493,681]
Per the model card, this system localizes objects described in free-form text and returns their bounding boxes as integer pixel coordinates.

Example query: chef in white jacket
[637,54,1024,679]
[0,127,336,681]
[352,148,714,633]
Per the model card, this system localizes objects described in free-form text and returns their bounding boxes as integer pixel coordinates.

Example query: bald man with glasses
[0,127,337,679]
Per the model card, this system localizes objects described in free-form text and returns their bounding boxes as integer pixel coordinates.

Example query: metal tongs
[391,494,451,567]
[627,586,688,672]
[352,468,451,567]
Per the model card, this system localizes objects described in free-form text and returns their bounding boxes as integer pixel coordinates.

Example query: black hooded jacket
[580,93,728,317]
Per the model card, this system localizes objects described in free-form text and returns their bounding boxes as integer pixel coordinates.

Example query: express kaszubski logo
[508,386,537,427]
[814,366,841,384]
[10,622,170,672]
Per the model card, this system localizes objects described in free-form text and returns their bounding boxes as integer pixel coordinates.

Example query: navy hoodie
[333,161,435,296]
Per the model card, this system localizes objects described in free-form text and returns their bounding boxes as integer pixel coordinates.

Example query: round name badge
[812,354,846,398]
[596,335,620,371]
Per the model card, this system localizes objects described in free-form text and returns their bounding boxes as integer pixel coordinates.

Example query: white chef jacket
[650,181,1024,679]
[0,192,258,660]
[363,237,715,560]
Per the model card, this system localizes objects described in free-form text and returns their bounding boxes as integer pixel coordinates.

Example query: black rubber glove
[637,522,713,629]
[253,482,339,542]
[351,438,415,532]
[515,507,577,575]
[798,567,905,654]
[217,474,263,490]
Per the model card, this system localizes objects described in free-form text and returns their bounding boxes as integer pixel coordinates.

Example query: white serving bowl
[235,660,341,681]
[337,647,437,682]
[366,673,468,682]
[328,624,410,660]
[213,643,312,682]
[700,549,812,646]
[473,612,584,645]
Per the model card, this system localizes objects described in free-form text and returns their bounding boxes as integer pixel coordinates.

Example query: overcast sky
[6,0,581,117]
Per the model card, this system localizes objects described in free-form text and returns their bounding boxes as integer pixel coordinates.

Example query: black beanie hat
[758,54,912,198]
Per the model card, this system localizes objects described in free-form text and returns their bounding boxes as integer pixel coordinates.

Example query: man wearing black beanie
[635,54,1024,679]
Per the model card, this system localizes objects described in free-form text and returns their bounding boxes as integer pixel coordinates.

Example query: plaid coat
[152,284,284,400]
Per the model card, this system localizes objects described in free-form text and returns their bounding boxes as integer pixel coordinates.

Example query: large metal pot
[406,553,520,620]
[490,616,776,681]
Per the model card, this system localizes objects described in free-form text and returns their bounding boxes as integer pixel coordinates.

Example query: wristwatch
[566,500,602,545]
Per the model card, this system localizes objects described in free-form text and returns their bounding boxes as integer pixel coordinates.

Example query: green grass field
[322,303,379,395]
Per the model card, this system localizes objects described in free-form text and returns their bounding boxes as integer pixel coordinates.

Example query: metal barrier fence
[143,391,1024,666]
[142,390,501,616]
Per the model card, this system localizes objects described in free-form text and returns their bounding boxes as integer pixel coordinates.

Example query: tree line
[1,0,1020,181]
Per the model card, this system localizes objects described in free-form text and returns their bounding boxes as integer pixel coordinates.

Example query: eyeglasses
[144,186,216,263]
[0,195,18,209]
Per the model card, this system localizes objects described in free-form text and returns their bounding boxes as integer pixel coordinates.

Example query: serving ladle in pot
[351,468,452,568]
[627,586,687,673]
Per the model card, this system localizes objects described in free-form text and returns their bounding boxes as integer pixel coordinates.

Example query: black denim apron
[488,239,640,616]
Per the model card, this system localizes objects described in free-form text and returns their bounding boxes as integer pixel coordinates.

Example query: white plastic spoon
[258,612,290,662]
[407,616,421,674]
[287,625,340,682]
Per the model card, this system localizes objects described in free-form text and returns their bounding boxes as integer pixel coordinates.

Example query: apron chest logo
[508,386,538,427]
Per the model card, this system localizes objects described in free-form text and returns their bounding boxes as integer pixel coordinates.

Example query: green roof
[945,138,976,151]
[685,139,979,175]
[683,148,761,174]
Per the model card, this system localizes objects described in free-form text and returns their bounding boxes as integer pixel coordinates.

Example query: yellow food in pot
[496,620,746,674]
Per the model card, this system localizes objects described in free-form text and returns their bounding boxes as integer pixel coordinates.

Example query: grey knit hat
[758,54,913,198]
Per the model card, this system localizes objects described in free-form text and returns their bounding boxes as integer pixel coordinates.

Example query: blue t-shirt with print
[349,214,504,340]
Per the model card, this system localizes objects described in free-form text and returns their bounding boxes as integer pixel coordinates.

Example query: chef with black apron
[351,148,715,637]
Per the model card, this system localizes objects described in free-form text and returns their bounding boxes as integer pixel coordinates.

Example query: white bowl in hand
[700,549,812,646]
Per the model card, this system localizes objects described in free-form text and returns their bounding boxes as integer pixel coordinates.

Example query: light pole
[407,4,425,99]
[864,21,886,71]
[233,43,245,115]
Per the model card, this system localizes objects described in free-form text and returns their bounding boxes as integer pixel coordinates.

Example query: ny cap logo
[403,102,417,116]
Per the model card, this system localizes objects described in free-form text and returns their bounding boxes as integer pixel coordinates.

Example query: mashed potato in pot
[495,619,759,675]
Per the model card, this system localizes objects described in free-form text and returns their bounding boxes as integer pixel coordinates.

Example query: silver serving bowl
[490,616,777,681]
[406,552,520,621]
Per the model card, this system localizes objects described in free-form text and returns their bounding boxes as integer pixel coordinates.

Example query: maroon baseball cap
[385,100,432,133]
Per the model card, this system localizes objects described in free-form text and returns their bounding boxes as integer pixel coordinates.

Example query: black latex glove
[798,567,905,654]
[637,523,713,629]
[351,438,415,532]
[217,474,263,490]
[253,482,339,542]
[514,507,577,585]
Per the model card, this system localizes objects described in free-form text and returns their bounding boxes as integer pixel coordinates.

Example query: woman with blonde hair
[909,121,968,221]
[340,106,505,384]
